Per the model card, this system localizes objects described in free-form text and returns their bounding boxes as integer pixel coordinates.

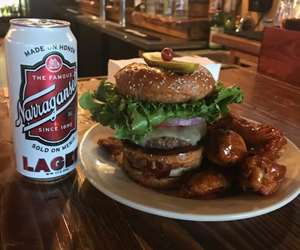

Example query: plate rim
[79,123,300,221]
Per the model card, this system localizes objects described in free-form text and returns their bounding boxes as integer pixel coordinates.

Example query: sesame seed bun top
[114,63,216,103]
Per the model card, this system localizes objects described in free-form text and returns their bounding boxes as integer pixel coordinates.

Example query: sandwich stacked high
[80,51,243,189]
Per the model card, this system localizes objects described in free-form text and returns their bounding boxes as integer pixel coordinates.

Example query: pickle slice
[142,52,199,74]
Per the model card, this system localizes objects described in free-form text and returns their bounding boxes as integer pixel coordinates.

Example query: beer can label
[14,52,77,178]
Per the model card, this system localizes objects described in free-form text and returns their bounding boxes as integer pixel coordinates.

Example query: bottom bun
[123,158,181,189]
[122,144,204,189]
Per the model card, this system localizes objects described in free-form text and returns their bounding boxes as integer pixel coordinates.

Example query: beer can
[4,18,78,182]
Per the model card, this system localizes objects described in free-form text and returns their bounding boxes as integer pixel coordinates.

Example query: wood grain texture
[258,27,300,86]
[211,33,261,56]
[130,11,210,40]
[0,69,300,250]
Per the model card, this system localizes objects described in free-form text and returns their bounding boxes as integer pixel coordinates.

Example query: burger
[80,50,243,189]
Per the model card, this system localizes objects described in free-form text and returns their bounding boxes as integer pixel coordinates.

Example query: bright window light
[0,0,19,8]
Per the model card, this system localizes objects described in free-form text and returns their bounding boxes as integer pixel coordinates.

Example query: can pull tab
[10,18,70,28]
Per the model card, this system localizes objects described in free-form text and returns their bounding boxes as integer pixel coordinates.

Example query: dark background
[1,0,211,77]
[0,0,142,77]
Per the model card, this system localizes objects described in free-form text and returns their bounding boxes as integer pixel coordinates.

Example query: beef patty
[143,137,192,150]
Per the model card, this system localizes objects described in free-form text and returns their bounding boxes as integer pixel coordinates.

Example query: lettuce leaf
[79,80,243,143]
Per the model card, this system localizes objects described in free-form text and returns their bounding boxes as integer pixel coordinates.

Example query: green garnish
[80,80,243,143]
[143,52,199,74]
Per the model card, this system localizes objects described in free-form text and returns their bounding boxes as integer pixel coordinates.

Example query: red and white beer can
[4,19,78,181]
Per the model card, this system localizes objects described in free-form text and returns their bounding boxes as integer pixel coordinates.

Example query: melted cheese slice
[139,122,207,147]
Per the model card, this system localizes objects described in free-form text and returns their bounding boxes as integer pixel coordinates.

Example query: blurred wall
[28,0,74,18]
[28,0,55,18]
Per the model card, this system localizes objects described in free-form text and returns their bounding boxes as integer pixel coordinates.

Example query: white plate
[79,124,300,221]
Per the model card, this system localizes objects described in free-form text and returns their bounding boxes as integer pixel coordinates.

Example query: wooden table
[1,68,300,250]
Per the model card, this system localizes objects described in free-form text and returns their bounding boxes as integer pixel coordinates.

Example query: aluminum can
[4,18,78,181]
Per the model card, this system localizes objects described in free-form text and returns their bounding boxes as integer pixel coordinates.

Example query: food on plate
[98,137,123,154]
[98,137,123,164]
[114,63,215,103]
[204,114,288,196]
[80,49,287,198]
[161,47,174,61]
[80,49,242,190]
[212,114,287,160]
[205,129,247,167]
[142,52,199,73]
[180,169,232,198]
[239,155,286,195]
[122,142,203,189]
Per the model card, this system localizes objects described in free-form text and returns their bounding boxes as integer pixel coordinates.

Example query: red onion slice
[157,117,205,128]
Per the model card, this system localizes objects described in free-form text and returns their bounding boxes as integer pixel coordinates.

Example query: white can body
[4,19,78,181]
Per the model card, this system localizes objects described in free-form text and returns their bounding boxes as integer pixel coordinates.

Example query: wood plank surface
[258,27,300,86]
[211,33,261,56]
[0,69,300,250]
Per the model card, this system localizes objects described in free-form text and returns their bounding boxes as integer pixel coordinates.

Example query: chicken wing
[205,128,247,167]
[180,170,231,198]
[239,155,286,195]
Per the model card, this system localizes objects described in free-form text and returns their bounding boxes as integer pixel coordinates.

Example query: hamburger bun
[114,63,215,103]
[123,158,181,189]
[122,143,204,189]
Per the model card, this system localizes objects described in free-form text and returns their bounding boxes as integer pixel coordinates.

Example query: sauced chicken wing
[180,170,231,198]
[205,129,247,167]
[212,114,287,161]
[239,155,286,195]
[207,114,288,196]
[97,137,123,164]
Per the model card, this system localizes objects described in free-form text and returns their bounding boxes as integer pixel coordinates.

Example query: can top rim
[10,18,70,28]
